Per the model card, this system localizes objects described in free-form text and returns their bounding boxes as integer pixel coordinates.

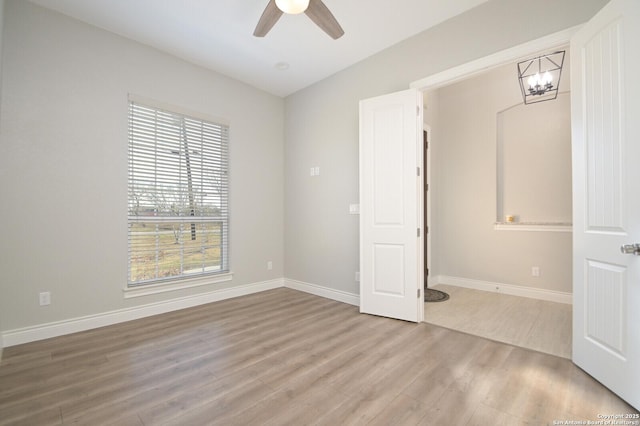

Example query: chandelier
[517,51,565,104]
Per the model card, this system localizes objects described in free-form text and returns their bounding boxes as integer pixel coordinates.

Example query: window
[128,99,229,286]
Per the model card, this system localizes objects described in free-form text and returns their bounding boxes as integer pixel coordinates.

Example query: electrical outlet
[39,292,51,306]
[532,266,540,277]
[267,261,273,270]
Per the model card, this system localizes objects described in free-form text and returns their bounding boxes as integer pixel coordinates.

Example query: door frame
[423,125,432,290]
[410,25,580,322]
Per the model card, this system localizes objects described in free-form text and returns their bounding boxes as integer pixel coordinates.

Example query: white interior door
[359,88,423,322]
[571,0,640,409]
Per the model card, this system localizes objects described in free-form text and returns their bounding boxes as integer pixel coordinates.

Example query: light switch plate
[39,292,51,306]
[349,204,360,214]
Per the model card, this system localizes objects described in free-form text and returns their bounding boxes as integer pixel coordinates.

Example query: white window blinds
[128,100,229,285]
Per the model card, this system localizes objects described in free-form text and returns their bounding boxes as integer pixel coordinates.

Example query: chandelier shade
[517,51,565,105]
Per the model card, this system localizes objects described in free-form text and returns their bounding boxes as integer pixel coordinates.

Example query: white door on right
[571,0,640,410]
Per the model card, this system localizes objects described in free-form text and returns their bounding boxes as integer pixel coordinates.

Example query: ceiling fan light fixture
[275,0,310,15]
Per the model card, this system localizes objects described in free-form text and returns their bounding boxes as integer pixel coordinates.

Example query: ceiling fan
[254,0,344,39]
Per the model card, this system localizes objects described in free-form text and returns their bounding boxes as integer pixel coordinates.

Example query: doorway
[415,35,575,358]
[360,2,640,406]
[423,128,449,303]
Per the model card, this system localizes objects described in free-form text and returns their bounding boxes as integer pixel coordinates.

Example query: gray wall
[0,0,284,333]
[284,0,607,296]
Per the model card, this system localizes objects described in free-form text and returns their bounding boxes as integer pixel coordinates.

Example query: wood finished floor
[0,288,636,425]
[425,285,572,359]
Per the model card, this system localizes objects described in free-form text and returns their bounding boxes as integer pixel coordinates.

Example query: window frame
[127,95,231,289]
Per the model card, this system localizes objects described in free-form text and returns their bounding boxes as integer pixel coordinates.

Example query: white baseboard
[2,278,285,348]
[432,275,572,305]
[1,275,569,348]
[284,279,359,306]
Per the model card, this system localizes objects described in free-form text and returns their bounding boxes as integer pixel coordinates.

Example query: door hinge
[418,288,421,298]
[426,268,430,276]
[416,106,420,116]
[417,167,420,176]
[426,226,429,234]
[426,184,429,191]
[417,228,421,237]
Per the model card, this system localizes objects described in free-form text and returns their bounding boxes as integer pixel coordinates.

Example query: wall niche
[496,92,572,231]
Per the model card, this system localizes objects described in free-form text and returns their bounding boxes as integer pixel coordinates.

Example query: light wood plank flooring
[425,284,572,359]
[1,288,636,425]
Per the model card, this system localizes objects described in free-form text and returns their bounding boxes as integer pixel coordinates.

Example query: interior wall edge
[283,278,359,306]
[2,277,361,348]
[1,278,285,348]
[410,25,579,91]
[0,0,5,360]
[432,275,572,304]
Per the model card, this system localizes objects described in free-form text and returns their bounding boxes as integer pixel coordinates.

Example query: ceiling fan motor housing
[255,0,344,39]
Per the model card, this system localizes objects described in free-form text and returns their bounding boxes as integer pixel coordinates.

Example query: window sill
[494,222,572,232]
[123,272,233,299]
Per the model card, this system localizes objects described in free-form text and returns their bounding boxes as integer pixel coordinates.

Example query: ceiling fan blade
[305,0,344,39]
[254,0,283,37]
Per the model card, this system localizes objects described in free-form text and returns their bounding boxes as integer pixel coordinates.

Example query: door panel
[584,19,624,233]
[585,260,626,358]
[572,0,640,409]
[360,88,423,322]
[373,244,405,296]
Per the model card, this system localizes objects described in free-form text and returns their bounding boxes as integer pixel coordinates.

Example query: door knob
[620,243,640,255]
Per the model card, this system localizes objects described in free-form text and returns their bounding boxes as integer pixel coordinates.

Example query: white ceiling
[29,0,489,97]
